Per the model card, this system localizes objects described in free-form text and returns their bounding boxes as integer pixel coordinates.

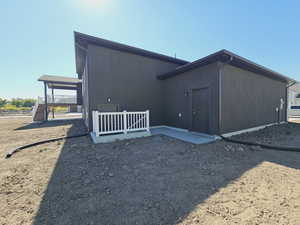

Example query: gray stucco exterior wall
[86,44,183,130]
[162,62,220,134]
[220,64,287,134]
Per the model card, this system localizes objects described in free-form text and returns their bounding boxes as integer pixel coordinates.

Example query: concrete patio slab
[150,126,218,144]
[90,130,151,144]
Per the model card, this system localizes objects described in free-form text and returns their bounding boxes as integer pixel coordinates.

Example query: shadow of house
[31,120,300,225]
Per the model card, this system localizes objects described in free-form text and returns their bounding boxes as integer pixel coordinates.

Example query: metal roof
[38,75,81,90]
[38,75,81,84]
[157,49,296,84]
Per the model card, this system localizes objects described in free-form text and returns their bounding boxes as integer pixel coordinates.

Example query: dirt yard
[0,118,300,225]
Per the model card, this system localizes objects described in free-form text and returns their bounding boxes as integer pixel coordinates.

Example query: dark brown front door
[191,87,209,133]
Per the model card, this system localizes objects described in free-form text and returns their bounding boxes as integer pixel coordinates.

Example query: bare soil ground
[0,118,300,225]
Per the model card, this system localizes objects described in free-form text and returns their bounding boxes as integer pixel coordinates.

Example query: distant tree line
[0,98,6,107]
[0,97,36,110]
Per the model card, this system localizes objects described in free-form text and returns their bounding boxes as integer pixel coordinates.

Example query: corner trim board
[218,62,224,134]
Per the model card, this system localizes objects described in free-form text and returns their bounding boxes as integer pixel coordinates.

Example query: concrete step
[32,104,45,121]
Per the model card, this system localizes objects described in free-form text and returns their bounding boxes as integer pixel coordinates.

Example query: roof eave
[222,50,295,84]
[74,31,189,66]
[158,50,296,84]
[38,75,81,85]
[157,50,226,80]
[74,32,88,79]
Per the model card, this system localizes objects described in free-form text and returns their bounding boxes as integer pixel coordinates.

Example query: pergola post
[44,82,48,121]
[52,88,55,118]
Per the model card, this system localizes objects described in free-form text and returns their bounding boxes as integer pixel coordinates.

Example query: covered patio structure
[33,75,82,121]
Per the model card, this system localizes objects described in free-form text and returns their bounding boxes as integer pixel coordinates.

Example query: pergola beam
[47,85,79,90]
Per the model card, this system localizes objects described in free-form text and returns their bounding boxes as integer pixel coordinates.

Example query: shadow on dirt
[31,120,300,225]
[15,118,82,131]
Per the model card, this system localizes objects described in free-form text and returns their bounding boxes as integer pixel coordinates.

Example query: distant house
[74,32,295,135]
[288,84,300,117]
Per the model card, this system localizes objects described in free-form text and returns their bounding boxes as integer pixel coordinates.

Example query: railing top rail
[97,111,148,115]
[126,111,148,114]
[38,95,76,99]
[37,95,77,104]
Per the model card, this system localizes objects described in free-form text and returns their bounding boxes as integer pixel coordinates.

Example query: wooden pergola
[38,75,82,121]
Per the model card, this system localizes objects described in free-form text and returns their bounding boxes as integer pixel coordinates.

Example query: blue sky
[1,0,300,99]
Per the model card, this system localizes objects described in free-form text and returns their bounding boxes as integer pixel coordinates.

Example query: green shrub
[52,106,68,113]
[11,98,35,107]
[0,104,31,111]
[22,98,36,107]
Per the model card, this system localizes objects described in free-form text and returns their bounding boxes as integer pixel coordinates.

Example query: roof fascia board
[40,80,81,85]
[74,31,189,65]
[157,50,224,80]
[223,50,295,83]
[158,50,295,84]
[38,76,81,85]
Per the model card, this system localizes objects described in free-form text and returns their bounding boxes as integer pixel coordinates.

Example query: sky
[1,0,300,99]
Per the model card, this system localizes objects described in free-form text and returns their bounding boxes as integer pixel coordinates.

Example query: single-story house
[74,31,296,136]
[288,83,300,117]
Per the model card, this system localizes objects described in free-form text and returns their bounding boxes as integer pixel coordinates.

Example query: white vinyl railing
[37,95,77,104]
[92,110,150,136]
[31,100,39,121]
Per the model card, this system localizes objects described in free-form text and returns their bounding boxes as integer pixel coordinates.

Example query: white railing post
[96,111,100,137]
[123,110,127,134]
[146,110,150,132]
[92,111,95,133]
[93,111,100,137]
